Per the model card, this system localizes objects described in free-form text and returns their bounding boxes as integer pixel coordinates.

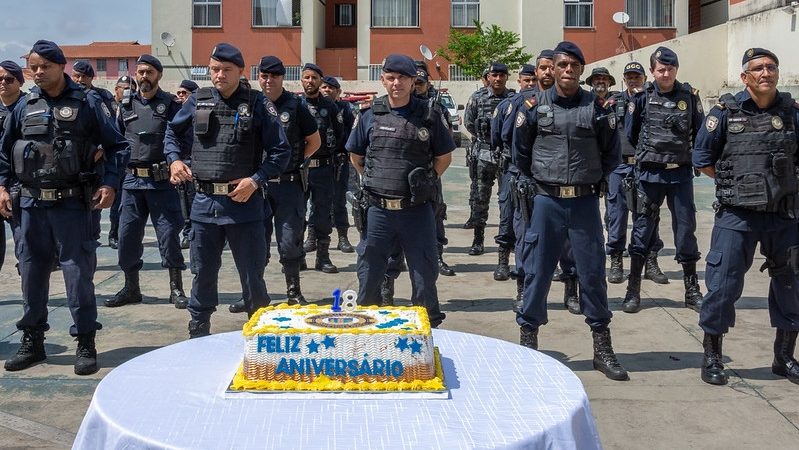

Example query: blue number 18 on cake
[230,303,445,392]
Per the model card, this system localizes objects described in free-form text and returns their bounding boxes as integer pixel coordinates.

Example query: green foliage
[438,21,533,78]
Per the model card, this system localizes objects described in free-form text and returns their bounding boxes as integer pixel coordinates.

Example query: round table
[73,330,602,449]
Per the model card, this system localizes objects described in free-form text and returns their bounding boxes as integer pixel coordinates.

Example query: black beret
[30,40,66,64]
[210,43,245,68]
[302,63,323,77]
[585,67,616,87]
[259,56,285,75]
[136,54,163,72]
[519,64,535,76]
[322,75,341,89]
[179,79,199,92]
[72,61,95,77]
[117,75,132,85]
[488,62,508,74]
[382,54,416,78]
[652,46,679,67]
[742,47,779,67]
[0,60,24,84]
[414,60,429,73]
[537,49,555,61]
[623,61,645,75]
[553,41,585,65]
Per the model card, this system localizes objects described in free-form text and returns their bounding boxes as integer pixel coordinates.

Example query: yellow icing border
[230,348,445,392]
[242,304,431,337]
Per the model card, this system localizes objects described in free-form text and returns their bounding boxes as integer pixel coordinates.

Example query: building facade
[59,42,152,80]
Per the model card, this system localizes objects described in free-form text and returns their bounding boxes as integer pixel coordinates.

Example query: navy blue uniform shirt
[693,89,799,231]
[274,90,318,140]
[301,94,343,155]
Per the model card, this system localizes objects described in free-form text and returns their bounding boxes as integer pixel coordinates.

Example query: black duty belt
[307,157,332,168]
[364,192,415,211]
[639,162,684,170]
[537,184,596,199]
[268,172,302,183]
[21,186,83,201]
[624,156,636,165]
[194,180,235,195]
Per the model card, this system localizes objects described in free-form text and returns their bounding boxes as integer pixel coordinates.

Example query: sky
[0,0,151,64]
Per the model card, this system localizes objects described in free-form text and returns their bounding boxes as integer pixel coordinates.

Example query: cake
[230,302,445,392]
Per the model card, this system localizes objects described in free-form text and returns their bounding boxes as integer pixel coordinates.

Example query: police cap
[488,62,508,74]
[416,69,429,83]
[585,67,616,87]
[302,63,323,77]
[382,54,416,78]
[623,61,645,75]
[553,41,585,65]
[72,61,95,77]
[652,46,679,67]
[179,79,199,93]
[30,40,66,64]
[537,49,555,61]
[0,60,24,84]
[322,75,341,89]
[136,54,163,72]
[519,64,535,76]
[210,43,245,68]
[259,56,286,75]
[742,48,779,67]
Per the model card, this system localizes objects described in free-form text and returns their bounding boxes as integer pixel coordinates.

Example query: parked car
[438,90,464,147]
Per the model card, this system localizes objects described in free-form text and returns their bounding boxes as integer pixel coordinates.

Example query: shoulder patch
[714,102,726,110]
[608,113,617,130]
[627,102,635,114]
[352,112,359,128]
[492,106,499,119]
[705,115,718,132]
[505,102,513,117]
[515,111,526,128]
[266,103,278,117]
[101,102,111,118]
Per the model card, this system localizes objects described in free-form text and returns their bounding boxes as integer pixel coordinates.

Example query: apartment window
[336,4,355,27]
[118,59,128,72]
[564,0,593,28]
[193,0,222,27]
[452,0,479,27]
[626,0,674,28]
[253,0,301,27]
[96,59,107,72]
[372,0,418,27]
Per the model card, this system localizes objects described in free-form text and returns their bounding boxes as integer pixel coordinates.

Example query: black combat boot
[229,299,247,313]
[622,254,645,313]
[493,247,511,281]
[4,329,46,371]
[303,226,317,253]
[682,262,703,312]
[701,333,728,385]
[168,268,188,309]
[180,233,190,250]
[336,227,354,253]
[519,325,538,350]
[513,278,525,313]
[607,251,624,284]
[468,226,485,256]
[644,251,669,284]
[188,320,211,339]
[592,328,629,381]
[315,240,338,273]
[379,276,395,307]
[438,245,455,276]
[74,331,98,376]
[462,216,476,229]
[772,329,799,384]
[285,263,308,306]
[108,223,118,249]
[564,278,581,314]
[105,270,143,307]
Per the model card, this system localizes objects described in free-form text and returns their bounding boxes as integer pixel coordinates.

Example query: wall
[316,48,357,79]
[325,0,358,48]
[729,0,788,19]
[151,0,193,82]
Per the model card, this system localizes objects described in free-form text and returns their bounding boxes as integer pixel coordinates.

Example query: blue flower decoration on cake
[375,318,409,329]
[273,317,291,322]
[395,337,409,352]
[322,335,336,349]
[409,340,423,354]
[378,311,390,315]
[307,339,320,354]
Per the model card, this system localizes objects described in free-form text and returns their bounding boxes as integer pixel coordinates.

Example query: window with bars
[118,59,128,73]
[626,0,674,28]
[564,0,593,28]
[193,0,222,27]
[452,0,479,27]
[253,0,301,27]
[371,0,419,27]
[96,59,107,72]
[336,4,355,26]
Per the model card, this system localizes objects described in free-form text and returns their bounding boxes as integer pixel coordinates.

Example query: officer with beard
[164,43,290,337]
[512,42,626,381]
[0,60,26,275]
[174,79,199,250]
[694,48,799,386]
[103,55,188,310]
[107,75,136,250]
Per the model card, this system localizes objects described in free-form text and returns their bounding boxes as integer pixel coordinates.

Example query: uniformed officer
[463,69,490,230]
[299,63,342,273]
[463,62,514,255]
[108,75,136,250]
[0,40,129,375]
[625,47,705,313]
[0,60,26,274]
[71,61,116,111]
[694,48,799,386]
[320,75,355,253]
[103,55,188,309]
[605,62,668,285]
[228,56,321,314]
[347,54,454,328]
[585,67,616,101]
[164,43,291,337]
[176,79,199,104]
[175,79,199,249]
[112,75,136,115]
[512,42,627,381]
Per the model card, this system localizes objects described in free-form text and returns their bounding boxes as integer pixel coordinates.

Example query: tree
[438,21,533,79]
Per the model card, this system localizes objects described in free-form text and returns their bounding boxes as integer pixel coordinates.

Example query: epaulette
[601,98,616,109]
[718,93,737,112]
[524,97,537,110]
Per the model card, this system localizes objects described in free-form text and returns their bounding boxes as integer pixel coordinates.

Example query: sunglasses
[176,90,190,96]
[0,76,18,84]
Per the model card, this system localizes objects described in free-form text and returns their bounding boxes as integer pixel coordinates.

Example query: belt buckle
[559,186,576,198]
[383,198,403,210]
[135,168,150,177]
[39,189,57,201]
[665,163,680,169]
[212,183,229,195]
[308,160,320,168]
[268,177,280,183]
[626,156,636,164]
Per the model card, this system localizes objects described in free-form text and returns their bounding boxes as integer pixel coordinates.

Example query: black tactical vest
[715,93,798,214]
[191,87,262,182]
[637,82,693,165]
[0,108,8,134]
[363,96,433,199]
[120,90,174,165]
[531,90,603,185]
[12,90,92,187]
[302,95,336,158]
[475,89,512,142]
[274,91,305,172]
[613,92,636,157]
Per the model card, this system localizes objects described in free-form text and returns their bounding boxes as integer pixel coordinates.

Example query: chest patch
[418,127,430,141]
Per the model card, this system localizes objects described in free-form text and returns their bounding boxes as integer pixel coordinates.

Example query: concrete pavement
[1,147,798,449]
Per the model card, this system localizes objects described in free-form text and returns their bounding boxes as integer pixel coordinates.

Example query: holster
[300,162,310,193]
[176,183,190,220]
[635,185,659,219]
[408,167,437,205]
[78,172,99,209]
[9,184,21,226]
[151,161,170,182]
[334,153,347,182]
[622,171,637,211]
[347,190,368,234]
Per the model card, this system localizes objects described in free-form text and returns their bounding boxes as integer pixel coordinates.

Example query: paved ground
[1,147,798,449]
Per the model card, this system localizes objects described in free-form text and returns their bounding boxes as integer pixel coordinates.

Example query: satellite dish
[160,32,176,48]
[420,44,435,61]
[612,12,630,24]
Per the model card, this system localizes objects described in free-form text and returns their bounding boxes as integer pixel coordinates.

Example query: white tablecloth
[73,330,602,450]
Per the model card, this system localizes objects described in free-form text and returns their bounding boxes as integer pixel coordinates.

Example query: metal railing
[448,64,479,81]
[249,65,302,81]
[187,65,303,82]
[368,64,383,81]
